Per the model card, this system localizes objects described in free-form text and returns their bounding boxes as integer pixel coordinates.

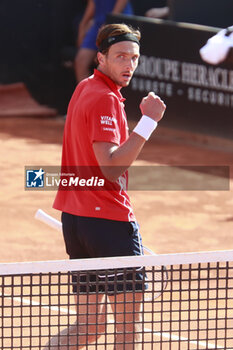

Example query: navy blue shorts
[61,213,146,294]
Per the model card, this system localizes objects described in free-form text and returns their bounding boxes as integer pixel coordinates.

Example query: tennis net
[1,250,233,349]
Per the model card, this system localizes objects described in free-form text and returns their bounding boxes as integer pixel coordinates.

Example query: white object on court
[35,209,62,232]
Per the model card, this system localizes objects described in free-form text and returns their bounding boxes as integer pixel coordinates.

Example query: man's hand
[140,92,166,122]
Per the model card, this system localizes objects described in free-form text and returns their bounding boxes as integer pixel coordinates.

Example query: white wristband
[133,115,158,141]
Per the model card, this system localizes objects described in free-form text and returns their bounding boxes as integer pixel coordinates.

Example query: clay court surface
[0,114,232,263]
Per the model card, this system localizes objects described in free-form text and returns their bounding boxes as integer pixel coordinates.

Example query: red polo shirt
[53,69,136,222]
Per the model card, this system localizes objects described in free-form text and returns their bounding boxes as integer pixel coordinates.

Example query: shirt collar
[94,69,126,102]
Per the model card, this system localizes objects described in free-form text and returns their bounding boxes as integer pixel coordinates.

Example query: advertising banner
[108,15,233,139]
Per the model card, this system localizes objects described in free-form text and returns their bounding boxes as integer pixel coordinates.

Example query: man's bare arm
[93,133,145,182]
[93,92,166,182]
[112,0,130,14]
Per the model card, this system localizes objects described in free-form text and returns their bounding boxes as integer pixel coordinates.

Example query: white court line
[2,294,76,315]
[2,294,223,349]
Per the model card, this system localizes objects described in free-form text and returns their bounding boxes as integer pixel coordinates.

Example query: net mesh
[1,252,233,349]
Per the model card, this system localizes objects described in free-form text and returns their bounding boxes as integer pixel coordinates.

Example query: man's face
[98,41,140,88]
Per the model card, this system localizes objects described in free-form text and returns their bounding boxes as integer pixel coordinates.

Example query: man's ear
[97,52,105,65]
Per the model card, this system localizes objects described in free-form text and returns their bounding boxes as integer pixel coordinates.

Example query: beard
[111,73,132,88]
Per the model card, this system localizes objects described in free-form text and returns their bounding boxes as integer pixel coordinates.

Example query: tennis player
[52,23,166,349]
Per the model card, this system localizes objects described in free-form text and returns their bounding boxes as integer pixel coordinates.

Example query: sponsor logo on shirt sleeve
[100,116,117,132]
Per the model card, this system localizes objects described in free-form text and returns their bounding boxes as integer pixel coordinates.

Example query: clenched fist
[140,92,166,122]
